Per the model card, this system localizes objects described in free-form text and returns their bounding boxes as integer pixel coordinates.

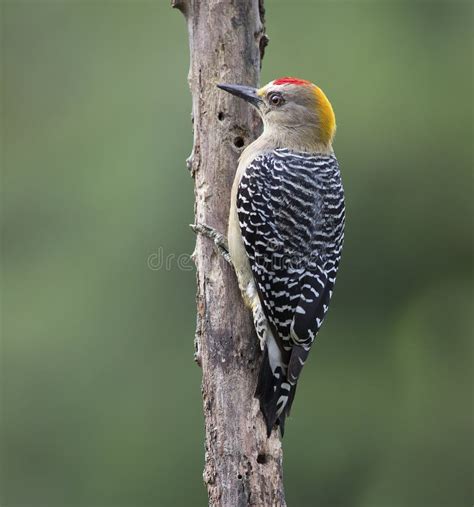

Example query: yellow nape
[313,86,336,144]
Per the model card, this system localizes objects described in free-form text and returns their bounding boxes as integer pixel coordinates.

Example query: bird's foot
[190,223,232,266]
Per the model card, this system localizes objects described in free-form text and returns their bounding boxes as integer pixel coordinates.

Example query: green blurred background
[1,1,472,506]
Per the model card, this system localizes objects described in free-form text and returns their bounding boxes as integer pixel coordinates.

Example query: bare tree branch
[173,1,286,505]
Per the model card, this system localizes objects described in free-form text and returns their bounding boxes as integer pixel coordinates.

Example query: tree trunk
[171,1,286,506]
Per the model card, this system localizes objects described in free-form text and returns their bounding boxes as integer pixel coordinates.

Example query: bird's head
[218,77,336,150]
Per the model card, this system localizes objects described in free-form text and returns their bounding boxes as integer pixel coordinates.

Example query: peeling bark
[172,1,286,505]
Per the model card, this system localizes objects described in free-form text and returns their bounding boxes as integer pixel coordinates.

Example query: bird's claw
[190,223,233,266]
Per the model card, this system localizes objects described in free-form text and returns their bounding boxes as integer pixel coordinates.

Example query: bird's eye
[268,93,284,107]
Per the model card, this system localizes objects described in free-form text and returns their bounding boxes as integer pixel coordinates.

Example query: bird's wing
[237,148,344,384]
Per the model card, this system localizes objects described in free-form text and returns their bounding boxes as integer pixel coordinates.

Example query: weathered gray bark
[172,1,286,506]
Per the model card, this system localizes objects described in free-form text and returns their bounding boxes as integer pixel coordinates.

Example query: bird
[199,77,345,436]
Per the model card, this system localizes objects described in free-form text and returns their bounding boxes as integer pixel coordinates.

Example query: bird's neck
[245,124,333,161]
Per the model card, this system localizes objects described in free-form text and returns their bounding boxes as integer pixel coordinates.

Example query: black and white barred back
[237,148,345,435]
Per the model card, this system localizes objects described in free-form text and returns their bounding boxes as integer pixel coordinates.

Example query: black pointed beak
[217,83,262,107]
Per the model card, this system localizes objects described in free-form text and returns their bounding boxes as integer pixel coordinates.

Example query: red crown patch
[273,77,312,86]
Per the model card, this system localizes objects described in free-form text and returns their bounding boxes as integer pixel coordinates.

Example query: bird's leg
[190,223,233,266]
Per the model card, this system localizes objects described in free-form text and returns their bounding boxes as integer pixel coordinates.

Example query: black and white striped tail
[255,348,297,437]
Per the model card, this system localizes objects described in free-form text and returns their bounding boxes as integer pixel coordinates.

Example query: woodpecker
[209,77,345,436]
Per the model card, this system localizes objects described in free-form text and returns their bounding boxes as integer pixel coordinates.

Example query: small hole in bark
[234,137,245,148]
[237,473,242,480]
[257,454,268,464]
[218,111,225,121]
